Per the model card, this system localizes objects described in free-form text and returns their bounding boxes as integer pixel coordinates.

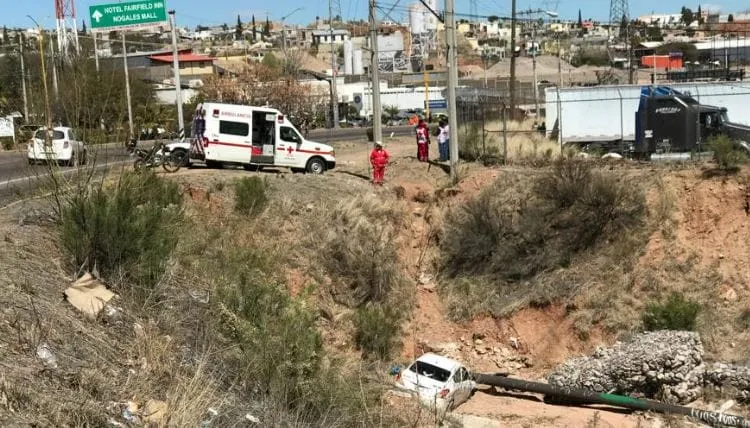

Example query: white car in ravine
[396,353,477,414]
[27,127,88,167]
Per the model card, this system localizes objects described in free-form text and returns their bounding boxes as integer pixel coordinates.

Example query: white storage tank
[353,49,364,75]
[343,40,354,75]
[409,3,426,35]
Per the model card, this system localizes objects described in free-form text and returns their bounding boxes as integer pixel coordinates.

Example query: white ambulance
[166,103,336,174]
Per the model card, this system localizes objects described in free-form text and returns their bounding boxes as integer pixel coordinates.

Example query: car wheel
[68,152,78,167]
[28,158,35,166]
[306,157,326,174]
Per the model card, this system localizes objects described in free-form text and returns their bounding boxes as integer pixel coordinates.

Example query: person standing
[438,119,450,162]
[415,118,430,162]
[370,141,390,186]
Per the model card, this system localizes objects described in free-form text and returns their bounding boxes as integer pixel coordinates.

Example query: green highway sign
[89,0,168,32]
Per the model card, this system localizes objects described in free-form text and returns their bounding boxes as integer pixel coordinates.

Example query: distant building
[149,53,215,79]
[312,29,350,45]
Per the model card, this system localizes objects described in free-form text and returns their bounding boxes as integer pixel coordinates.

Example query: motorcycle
[126,139,184,173]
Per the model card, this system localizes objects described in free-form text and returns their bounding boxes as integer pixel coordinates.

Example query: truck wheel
[306,157,326,174]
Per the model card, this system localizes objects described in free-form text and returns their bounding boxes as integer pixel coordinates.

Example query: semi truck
[544,82,750,158]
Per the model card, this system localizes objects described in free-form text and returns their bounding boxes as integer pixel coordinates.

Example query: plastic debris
[35,342,58,368]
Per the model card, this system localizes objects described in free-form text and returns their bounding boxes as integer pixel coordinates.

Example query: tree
[236,14,243,40]
[680,7,694,26]
[646,25,663,41]
[384,105,400,119]
[578,9,583,28]
[264,17,271,36]
[81,20,87,35]
[262,52,281,72]
[252,15,257,42]
[728,14,735,22]
[619,14,628,39]
[696,5,703,23]
[488,15,499,23]
[2,26,8,45]
[221,23,228,31]
[656,42,699,62]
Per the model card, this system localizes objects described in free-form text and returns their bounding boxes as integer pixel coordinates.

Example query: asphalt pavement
[0,143,133,205]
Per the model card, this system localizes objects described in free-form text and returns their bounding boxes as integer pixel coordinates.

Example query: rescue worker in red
[415,118,430,162]
[369,141,390,186]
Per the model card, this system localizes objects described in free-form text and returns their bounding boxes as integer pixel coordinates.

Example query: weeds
[320,195,405,308]
[60,170,183,299]
[234,176,269,216]
[1,137,13,151]
[709,135,746,172]
[354,304,403,360]
[642,292,701,331]
[441,160,647,320]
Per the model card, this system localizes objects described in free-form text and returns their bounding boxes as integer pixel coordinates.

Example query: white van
[165,103,336,174]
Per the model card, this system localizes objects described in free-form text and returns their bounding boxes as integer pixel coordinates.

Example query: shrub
[642,292,701,331]
[458,123,483,162]
[354,304,403,360]
[60,170,183,296]
[1,137,13,151]
[320,195,404,307]
[442,161,646,284]
[709,135,746,171]
[234,176,269,216]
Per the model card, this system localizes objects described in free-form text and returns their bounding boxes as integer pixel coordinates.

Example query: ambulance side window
[219,120,249,137]
[280,126,302,144]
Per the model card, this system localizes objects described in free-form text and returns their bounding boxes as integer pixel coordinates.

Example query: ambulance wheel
[243,164,260,172]
[306,157,326,175]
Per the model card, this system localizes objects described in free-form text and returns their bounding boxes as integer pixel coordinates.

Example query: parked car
[27,126,88,166]
[396,353,476,413]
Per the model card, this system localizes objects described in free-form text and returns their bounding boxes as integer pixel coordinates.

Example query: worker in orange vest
[370,141,390,186]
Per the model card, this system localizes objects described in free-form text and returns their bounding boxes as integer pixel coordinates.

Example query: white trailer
[545,81,750,145]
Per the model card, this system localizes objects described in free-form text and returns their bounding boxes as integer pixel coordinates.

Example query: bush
[234,176,269,216]
[1,137,13,151]
[458,124,483,162]
[642,292,701,331]
[442,160,646,283]
[354,304,403,360]
[709,135,746,171]
[320,195,404,307]
[60,170,183,296]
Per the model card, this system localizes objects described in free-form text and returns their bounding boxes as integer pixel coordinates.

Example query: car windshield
[35,130,65,140]
[408,361,451,383]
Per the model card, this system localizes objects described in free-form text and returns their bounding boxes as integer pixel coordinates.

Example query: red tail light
[63,141,70,149]
[439,388,450,398]
[395,373,401,382]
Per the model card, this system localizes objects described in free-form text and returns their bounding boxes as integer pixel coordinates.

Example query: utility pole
[122,32,134,139]
[93,31,100,73]
[49,41,59,99]
[424,65,430,120]
[532,23,539,118]
[19,39,29,122]
[509,0,517,119]
[169,10,185,141]
[369,0,383,143]
[329,0,340,128]
[446,0,459,184]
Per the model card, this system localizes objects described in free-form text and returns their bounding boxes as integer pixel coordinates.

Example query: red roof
[149,54,214,63]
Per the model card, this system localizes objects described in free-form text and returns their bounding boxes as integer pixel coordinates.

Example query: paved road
[306,125,414,143]
[0,143,133,205]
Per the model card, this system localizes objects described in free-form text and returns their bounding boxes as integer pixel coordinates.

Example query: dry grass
[482,119,562,164]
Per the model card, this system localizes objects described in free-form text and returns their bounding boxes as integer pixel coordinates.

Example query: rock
[474,338,484,346]
[142,400,168,424]
[418,273,432,285]
[509,337,520,350]
[421,282,436,292]
[305,204,314,212]
[720,285,738,302]
[548,331,705,404]
[429,342,460,354]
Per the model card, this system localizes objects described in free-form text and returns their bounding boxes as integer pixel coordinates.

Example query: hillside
[1,134,750,426]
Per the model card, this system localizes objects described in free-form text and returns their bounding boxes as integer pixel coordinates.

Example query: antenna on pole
[54,0,80,58]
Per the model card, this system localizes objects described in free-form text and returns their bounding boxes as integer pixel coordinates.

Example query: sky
[3,0,749,30]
